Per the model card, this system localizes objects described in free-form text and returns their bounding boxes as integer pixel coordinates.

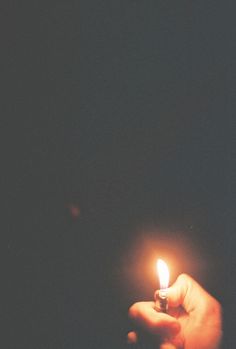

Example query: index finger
[129,301,180,338]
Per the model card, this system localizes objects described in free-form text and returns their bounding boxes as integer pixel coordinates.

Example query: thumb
[167,273,214,314]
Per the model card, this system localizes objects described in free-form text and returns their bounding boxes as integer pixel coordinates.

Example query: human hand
[128,274,222,349]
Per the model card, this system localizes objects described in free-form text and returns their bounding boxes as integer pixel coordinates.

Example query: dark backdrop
[2,1,235,348]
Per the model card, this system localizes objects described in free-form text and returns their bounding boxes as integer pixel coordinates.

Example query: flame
[157,259,169,290]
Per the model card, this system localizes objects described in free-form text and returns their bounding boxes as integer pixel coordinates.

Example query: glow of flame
[157,259,169,290]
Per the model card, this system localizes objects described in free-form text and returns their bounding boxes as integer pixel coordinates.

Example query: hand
[128,274,222,349]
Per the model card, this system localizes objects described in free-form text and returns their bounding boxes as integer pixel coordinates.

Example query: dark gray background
[2,1,235,348]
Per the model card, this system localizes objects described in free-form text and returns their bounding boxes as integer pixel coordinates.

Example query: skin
[128,274,222,349]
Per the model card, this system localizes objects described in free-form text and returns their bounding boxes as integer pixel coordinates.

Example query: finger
[164,273,213,314]
[160,342,178,349]
[160,336,184,349]
[129,301,180,338]
[127,331,138,344]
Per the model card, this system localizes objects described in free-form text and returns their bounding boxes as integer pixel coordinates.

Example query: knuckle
[177,273,191,283]
[176,273,192,292]
[128,303,139,319]
[208,298,222,318]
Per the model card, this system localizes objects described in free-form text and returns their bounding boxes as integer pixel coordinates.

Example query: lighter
[154,259,169,313]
